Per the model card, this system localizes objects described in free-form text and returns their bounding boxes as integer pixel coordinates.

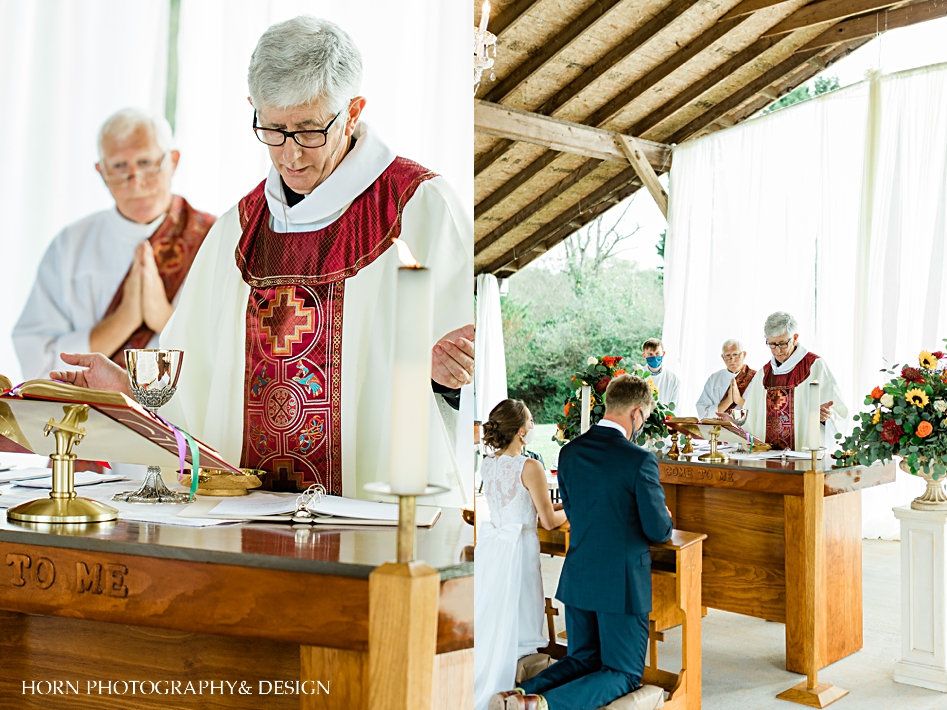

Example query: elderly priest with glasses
[13,109,215,380]
[741,311,848,450]
[51,16,473,501]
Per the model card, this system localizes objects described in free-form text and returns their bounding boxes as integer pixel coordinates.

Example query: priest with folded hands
[695,339,756,419]
[51,16,473,500]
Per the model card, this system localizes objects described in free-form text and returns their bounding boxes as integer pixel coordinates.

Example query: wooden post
[368,561,440,710]
[777,452,849,707]
[616,134,669,217]
[301,646,367,710]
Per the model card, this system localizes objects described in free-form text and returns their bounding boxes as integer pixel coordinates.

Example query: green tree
[761,74,840,115]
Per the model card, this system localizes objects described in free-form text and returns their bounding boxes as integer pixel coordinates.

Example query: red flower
[881,419,904,445]
[902,367,925,384]
[870,386,884,400]
[595,377,611,394]
[602,356,623,368]
[933,351,945,359]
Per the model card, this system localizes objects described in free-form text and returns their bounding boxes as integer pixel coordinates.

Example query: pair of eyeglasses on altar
[99,151,170,186]
[252,109,341,148]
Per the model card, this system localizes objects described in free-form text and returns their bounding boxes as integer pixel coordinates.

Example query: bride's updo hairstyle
[482,399,529,452]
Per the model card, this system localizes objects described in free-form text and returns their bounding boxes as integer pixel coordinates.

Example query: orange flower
[917,421,934,438]
[614,369,627,376]
[871,386,884,400]
[564,403,572,416]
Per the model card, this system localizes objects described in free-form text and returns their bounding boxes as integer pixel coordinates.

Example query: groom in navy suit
[493,374,673,710]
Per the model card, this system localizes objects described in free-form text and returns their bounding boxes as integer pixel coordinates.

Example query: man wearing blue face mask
[642,338,680,409]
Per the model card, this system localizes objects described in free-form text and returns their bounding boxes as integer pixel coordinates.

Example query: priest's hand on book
[51,353,132,396]
[431,323,474,389]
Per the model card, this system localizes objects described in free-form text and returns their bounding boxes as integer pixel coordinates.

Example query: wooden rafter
[721,0,799,21]
[474,139,514,176]
[800,0,947,50]
[481,0,625,104]
[475,151,558,218]
[616,135,668,217]
[763,0,899,37]
[475,101,672,168]
[489,0,542,37]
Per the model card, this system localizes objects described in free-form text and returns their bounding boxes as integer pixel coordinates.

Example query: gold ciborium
[113,349,190,504]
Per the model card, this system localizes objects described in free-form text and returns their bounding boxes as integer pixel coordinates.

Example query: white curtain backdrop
[665,64,947,538]
[475,273,508,423]
[0,0,170,384]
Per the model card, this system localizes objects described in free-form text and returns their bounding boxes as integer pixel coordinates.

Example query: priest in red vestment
[743,312,847,450]
[52,17,473,503]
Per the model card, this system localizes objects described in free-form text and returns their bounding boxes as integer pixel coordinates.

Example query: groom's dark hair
[604,375,652,415]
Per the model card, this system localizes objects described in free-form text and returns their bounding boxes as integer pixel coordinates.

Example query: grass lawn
[529,423,564,469]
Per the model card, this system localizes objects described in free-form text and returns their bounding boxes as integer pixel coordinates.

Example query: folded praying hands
[432,324,474,389]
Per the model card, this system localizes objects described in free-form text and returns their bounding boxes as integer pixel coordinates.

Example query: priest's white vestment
[159,123,472,503]
[650,369,680,409]
[743,346,848,451]
[696,368,739,420]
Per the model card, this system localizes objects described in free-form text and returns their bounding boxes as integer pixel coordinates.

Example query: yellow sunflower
[648,377,659,396]
[872,409,881,424]
[919,351,939,370]
[906,388,930,408]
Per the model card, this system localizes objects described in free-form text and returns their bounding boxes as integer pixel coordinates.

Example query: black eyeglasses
[252,110,341,148]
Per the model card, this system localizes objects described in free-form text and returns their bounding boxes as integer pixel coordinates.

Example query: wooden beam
[799,0,947,51]
[763,0,899,37]
[616,135,668,218]
[481,0,625,104]
[475,151,559,218]
[667,48,823,144]
[584,15,747,129]
[533,0,703,118]
[759,85,780,100]
[629,36,778,137]
[475,158,604,255]
[475,101,672,168]
[479,169,641,274]
[721,0,797,21]
[474,139,515,177]
[489,0,542,37]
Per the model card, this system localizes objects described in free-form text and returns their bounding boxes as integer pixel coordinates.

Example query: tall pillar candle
[807,380,821,451]
[390,255,433,494]
[580,384,591,434]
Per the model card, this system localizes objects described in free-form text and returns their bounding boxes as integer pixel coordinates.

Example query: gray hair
[97,108,175,160]
[722,338,744,352]
[763,311,798,339]
[248,16,363,114]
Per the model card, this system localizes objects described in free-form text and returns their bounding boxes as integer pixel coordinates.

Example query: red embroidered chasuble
[102,195,216,365]
[762,352,819,450]
[236,157,436,493]
[723,364,757,414]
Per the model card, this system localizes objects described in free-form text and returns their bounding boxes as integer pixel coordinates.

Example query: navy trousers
[519,605,649,710]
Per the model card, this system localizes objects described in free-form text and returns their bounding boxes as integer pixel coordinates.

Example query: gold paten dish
[181,468,266,496]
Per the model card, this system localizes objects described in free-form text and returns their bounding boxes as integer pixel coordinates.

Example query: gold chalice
[113,349,190,504]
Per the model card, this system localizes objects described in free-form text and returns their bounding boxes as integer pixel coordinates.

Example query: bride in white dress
[474,399,568,710]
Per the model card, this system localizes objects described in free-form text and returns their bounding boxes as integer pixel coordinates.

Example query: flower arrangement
[834,348,947,480]
[553,355,675,448]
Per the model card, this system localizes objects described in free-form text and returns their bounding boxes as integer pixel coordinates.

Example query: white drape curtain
[0,0,170,384]
[475,273,508,423]
[665,64,947,539]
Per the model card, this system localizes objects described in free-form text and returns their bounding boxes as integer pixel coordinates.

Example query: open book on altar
[179,492,442,527]
[0,379,240,472]
[666,416,771,451]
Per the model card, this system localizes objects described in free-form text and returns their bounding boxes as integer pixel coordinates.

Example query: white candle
[479,1,491,34]
[807,380,821,451]
[580,384,591,434]
[390,241,432,494]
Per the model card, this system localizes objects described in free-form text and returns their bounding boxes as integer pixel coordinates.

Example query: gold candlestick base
[667,431,681,460]
[697,426,729,463]
[363,482,448,563]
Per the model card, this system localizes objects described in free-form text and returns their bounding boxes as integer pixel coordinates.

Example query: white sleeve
[12,234,89,380]
[695,375,716,420]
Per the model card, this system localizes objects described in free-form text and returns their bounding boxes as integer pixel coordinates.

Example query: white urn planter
[900,459,947,511]
[893,505,947,692]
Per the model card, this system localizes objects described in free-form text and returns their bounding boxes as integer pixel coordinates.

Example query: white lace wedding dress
[474,454,547,710]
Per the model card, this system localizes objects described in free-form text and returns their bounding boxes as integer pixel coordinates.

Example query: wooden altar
[0,509,473,709]
[657,455,894,675]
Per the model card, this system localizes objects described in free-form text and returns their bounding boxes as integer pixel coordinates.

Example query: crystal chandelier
[474,1,497,94]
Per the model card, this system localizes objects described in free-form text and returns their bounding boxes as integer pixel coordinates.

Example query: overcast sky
[528,16,947,274]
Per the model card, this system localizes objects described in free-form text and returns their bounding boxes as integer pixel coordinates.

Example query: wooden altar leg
[777,465,848,707]
[679,540,703,710]
[368,561,440,710]
[301,647,366,710]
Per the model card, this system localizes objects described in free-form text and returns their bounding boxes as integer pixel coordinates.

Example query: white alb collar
[264,121,396,230]
[771,344,808,375]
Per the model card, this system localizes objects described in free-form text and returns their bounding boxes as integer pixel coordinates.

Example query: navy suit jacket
[556,425,673,616]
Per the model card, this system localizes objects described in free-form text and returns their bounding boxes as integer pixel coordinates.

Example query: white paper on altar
[664,63,947,539]
[0,468,52,485]
[12,472,129,488]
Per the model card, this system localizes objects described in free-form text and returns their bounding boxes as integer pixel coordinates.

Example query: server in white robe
[52,17,472,503]
[13,109,214,380]
[743,312,847,451]
[642,337,680,408]
[695,339,756,419]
